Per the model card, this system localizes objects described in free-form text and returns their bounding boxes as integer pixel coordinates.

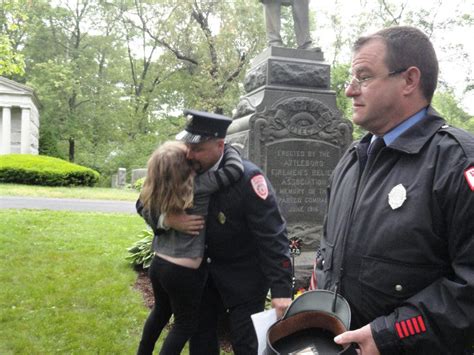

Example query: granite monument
[227,46,352,287]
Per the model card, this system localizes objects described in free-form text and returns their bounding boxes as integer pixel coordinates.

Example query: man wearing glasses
[312,26,474,353]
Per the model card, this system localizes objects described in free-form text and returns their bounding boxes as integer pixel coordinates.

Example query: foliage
[0,34,25,76]
[38,126,65,159]
[126,229,154,269]
[133,177,146,191]
[0,154,100,186]
[15,0,266,173]
[432,88,474,134]
[0,1,26,76]
[0,209,148,353]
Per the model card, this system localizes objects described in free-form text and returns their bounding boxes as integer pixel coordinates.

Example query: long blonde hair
[140,141,194,218]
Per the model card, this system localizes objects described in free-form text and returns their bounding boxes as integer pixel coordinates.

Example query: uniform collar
[381,107,428,146]
[352,106,446,155]
[388,106,446,154]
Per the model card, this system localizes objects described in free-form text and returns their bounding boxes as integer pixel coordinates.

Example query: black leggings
[137,255,206,355]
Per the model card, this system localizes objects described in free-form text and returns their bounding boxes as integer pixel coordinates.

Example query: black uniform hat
[175,109,232,143]
[266,290,355,354]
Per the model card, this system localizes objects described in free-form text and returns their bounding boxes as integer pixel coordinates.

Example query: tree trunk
[69,137,75,162]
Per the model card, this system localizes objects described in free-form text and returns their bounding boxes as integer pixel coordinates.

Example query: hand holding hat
[334,324,380,355]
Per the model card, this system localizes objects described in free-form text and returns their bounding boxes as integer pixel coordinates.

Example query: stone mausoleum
[0,77,40,155]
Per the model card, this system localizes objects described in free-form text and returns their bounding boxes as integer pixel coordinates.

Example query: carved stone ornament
[269,61,329,89]
[243,61,329,94]
[253,97,352,148]
[243,62,268,93]
[233,97,256,119]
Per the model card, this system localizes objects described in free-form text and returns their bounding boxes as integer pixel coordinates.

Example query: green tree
[432,88,474,134]
[25,1,128,167]
[0,1,26,76]
[113,0,265,119]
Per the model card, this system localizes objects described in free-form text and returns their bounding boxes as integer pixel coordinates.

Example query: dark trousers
[137,255,206,355]
[189,275,266,355]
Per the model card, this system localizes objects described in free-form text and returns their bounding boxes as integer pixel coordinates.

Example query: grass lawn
[0,209,149,353]
[0,183,139,201]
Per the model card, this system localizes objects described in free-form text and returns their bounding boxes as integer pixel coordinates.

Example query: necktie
[365,137,385,172]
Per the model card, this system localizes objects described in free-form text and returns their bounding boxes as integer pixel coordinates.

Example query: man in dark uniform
[312,26,474,353]
[165,109,293,354]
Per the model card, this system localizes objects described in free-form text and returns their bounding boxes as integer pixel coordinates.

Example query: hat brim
[176,130,206,143]
[266,310,348,354]
[265,290,352,354]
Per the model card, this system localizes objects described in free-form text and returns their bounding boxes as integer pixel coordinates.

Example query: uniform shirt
[204,159,292,307]
[370,107,427,146]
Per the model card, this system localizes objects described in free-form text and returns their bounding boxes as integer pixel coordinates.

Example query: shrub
[133,177,145,191]
[0,154,100,186]
[126,229,154,269]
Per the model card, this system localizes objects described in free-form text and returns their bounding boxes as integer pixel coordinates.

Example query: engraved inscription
[266,140,339,223]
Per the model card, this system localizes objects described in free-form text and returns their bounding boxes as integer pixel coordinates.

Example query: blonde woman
[136,141,243,355]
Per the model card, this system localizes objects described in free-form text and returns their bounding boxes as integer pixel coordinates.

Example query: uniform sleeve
[197,145,244,194]
[244,172,292,299]
[136,198,163,236]
[371,158,474,354]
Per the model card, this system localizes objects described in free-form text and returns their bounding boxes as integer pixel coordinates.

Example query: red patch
[417,315,426,332]
[251,174,268,200]
[464,167,474,191]
[395,323,404,339]
[395,316,426,339]
[281,260,290,268]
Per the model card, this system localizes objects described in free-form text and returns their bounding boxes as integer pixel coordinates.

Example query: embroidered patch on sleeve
[395,316,426,339]
[464,166,474,191]
[250,174,268,200]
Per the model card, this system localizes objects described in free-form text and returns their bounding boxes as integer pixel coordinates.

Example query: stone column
[1,106,12,154]
[21,107,31,154]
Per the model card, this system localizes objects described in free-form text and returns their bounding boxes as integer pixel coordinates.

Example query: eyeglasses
[344,68,408,90]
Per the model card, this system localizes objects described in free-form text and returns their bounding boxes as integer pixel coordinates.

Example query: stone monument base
[228,46,352,289]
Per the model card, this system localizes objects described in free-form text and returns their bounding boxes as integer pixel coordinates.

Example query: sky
[308,0,474,114]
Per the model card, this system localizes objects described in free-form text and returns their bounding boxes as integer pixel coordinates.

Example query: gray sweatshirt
[149,145,243,258]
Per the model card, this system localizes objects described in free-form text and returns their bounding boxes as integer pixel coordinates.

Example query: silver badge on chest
[388,184,407,210]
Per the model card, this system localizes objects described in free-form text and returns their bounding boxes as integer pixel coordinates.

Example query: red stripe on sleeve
[412,317,421,333]
[401,321,409,337]
[395,322,405,339]
[417,316,426,332]
[406,319,415,335]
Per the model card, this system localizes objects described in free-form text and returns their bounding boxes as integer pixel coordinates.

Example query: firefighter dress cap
[266,290,354,354]
[175,109,232,143]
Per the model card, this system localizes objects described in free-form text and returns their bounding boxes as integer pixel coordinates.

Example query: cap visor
[175,130,203,143]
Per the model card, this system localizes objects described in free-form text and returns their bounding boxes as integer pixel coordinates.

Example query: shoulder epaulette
[438,124,474,158]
